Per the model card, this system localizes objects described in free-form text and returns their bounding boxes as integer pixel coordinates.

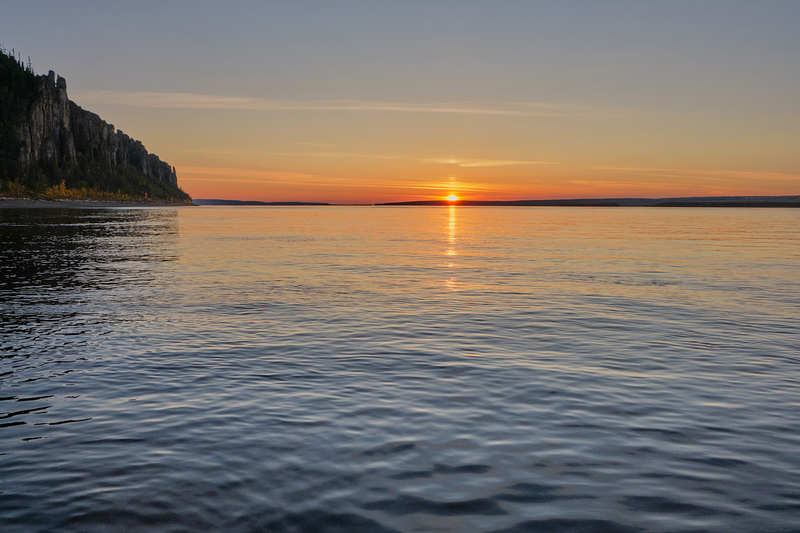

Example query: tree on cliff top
[0,47,38,182]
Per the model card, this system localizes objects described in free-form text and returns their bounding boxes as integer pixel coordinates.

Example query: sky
[2,1,799,202]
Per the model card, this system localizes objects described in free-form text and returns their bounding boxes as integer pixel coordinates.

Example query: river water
[1,206,799,532]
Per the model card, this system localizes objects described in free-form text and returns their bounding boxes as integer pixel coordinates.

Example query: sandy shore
[0,198,192,209]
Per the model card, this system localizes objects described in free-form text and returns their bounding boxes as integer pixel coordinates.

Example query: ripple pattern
[1,206,800,532]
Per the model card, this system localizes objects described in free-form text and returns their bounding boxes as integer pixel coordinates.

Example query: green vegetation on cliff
[0,47,191,203]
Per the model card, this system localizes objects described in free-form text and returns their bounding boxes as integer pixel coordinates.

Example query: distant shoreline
[4,196,799,209]
[377,196,800,207]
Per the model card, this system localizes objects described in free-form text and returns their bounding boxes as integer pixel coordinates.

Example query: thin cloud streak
[269,151,405,161]
[425,158,558,168]
[180,165,495,194]
[76,90,595,117]
[595,166,800,182]
[408,183,493,192]
[269,152,560,167]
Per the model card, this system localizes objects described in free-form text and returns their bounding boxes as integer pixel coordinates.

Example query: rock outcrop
[1,48,188,202]
[16,71,76,167]
[18,71,179,189]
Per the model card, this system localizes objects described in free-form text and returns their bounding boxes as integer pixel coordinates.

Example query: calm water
[1,206,799,532]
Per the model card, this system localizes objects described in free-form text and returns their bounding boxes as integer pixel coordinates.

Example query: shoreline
[0,198,193,209]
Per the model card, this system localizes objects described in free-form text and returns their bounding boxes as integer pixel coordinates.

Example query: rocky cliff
[1,49,189,202]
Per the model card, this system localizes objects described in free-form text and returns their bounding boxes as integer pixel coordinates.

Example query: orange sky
[71,94,798,203]
[175,161,800,204]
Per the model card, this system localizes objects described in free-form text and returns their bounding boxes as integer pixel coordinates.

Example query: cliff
[0,49,190,203]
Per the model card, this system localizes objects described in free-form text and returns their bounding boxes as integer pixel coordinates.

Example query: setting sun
[446,194,459,202]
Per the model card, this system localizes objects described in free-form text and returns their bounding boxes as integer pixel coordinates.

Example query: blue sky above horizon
[3,1,799,201]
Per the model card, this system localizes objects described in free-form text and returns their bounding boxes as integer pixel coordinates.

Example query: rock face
[1,47,187,202]
[16,71,76,167]
[16,70,178,189]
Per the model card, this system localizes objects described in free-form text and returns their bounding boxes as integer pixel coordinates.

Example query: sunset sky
[3,1,799,202]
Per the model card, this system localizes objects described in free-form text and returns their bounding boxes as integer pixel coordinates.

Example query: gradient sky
[3,1,799,202]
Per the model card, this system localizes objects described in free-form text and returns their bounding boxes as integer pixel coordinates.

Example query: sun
[446,194,459,202]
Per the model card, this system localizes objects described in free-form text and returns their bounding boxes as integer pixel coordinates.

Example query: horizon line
[193,194,800,207]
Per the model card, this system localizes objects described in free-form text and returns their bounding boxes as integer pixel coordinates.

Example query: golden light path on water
[446,205,457,290]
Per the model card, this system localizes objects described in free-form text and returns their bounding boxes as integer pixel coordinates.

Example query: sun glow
[446,194,459,202]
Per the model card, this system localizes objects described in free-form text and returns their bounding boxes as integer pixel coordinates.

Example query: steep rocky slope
[1,49,190,203]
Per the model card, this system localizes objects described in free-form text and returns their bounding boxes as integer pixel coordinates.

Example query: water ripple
[1,206,799,532]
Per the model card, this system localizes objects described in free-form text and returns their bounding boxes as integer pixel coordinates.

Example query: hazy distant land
[197,195,800,207]
[378,196,800,207]
[3,195,797,209]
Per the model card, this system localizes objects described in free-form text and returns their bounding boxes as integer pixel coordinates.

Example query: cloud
[294,141,334,148]
[180,166,322,185]
[424,158,558,168]
[181,165,414,190]
[513,101,619,117]
[407,182,493,192]
[270,151,405,160]
[179,165,498,194]
[265,152,559,167]
[594,166,800,182]
[75,90,594,118]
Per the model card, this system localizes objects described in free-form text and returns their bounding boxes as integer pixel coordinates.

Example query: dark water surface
[1,206,799,532]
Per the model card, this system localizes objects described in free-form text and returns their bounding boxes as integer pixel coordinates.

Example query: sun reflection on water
[446,205,458,289]
[447,205,457,251]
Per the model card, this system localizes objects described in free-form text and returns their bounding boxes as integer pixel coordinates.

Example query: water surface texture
[2,206,799,532]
